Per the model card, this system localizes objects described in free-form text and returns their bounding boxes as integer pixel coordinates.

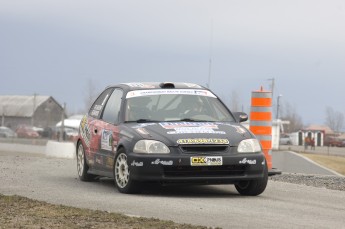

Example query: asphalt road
[1,149,345,228]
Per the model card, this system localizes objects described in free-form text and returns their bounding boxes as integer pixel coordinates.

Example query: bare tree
[325,106,344,133]
[84,79,99,112]
[280,101,304,133]
[219,90,241,112]
[229,90,241,112]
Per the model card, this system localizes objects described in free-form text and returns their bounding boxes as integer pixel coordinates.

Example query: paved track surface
[1,149,345,228]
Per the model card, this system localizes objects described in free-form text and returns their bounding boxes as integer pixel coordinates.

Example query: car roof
[106,82,207,91]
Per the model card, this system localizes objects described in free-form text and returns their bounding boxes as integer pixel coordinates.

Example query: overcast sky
[1,0,344,125]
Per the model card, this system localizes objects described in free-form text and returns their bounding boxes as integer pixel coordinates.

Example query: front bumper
[128,152,266,184]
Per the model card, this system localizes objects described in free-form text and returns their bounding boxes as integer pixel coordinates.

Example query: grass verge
[300,153,345,176]
[0,194,214,229]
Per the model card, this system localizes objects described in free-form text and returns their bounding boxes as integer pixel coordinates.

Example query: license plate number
[190,156,223,166]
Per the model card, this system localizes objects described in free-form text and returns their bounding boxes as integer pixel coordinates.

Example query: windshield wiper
[177,118,212,122]
[135,119,160,123]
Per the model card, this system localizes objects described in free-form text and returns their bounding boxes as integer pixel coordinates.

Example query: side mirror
[233,112,248,123]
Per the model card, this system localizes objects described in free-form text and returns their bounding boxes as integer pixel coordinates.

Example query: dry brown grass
[0,194,214,229]
[300,153,345,176]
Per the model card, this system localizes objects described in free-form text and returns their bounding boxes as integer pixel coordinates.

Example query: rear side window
[89,88,113,118]
[102,89,123,124]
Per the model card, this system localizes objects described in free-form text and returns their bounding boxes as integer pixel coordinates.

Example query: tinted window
[102,89,123,124]
[89,88,113,118]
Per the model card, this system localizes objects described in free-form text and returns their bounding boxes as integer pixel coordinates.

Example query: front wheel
[235,163,268,196]
[114,149,141,194]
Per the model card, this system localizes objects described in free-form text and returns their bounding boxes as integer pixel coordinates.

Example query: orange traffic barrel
[249,87,273,170]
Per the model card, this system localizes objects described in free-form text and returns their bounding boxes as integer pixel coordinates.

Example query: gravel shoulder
[270,173,345,191]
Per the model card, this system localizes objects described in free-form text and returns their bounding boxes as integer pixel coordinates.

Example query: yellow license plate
[190,156,223,166]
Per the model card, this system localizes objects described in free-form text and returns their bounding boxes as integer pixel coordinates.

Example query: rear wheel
[235,162,268,196]
[114,149,140,193]
[76,142,95,181]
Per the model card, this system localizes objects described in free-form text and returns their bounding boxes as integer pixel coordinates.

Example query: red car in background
[16,126,40,138]
[324,137,345,147]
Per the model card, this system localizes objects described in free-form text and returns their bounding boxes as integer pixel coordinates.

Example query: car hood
[126,122,253,147]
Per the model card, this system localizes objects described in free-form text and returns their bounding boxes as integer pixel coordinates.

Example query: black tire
[114,149,141,194]
[76,142,95,181]
[235,162,268,196]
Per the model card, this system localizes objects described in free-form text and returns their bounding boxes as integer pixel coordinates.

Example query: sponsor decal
[93,104,103,111]
[126,89,217,98]
[230,125,247,134]
[135,128,150,135]
[160,122,225,135]
[132,123,157,129]
[183,83,203,88]
[106,157,113,168]
[80,116,91,147]
[131,160,144,167]
[167,128,225,135]
[151,159,173,165]
[124,83,156,88]
[101,129,113,151]
[95,155,103,165]
[177,138,229,145]
[217,123,247,134]
[90,110,100,117]
[239,158,257,165]
[191,156,223,166]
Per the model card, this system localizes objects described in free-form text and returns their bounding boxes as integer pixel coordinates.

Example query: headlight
[133,140,170,154]
[237,139,261,153]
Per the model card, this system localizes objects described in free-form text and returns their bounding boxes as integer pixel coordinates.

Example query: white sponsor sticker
[239,158,257,165]
[101,130,113,151]
[126,89,216,98]
[151,159,173,165]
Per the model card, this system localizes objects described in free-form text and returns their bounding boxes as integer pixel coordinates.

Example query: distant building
[0,95,65,129]
[304,124,334,135]
[287,125,331,147]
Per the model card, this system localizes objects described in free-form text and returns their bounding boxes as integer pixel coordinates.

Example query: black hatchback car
[77,82,268,196]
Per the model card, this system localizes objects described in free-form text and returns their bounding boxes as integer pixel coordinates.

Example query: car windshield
[124,89,235,122]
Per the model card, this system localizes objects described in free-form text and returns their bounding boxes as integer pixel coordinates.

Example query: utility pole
[276,94,283,119]
[1,105,5,126]
[207,19,213,89]
[59,103,66,142]
[31,93,37,126]
[267,78,275,99]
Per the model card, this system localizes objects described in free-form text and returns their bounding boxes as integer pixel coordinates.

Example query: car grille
[180,145,229,153]
[163,165,246,177]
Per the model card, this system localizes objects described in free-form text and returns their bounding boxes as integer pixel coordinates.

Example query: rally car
[77,82,268,196]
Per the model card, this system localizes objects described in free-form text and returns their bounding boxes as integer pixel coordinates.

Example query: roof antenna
[207,19,213,89]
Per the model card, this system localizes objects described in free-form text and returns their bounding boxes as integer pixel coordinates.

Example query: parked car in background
[15,125,40,138]
[0,126,17,138]
[55,126,79,142]
[324,137,345,147]
[279,134,292,145]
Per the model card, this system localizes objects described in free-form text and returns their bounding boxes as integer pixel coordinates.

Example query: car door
[86,88,113,169]
[92,88,123,172]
